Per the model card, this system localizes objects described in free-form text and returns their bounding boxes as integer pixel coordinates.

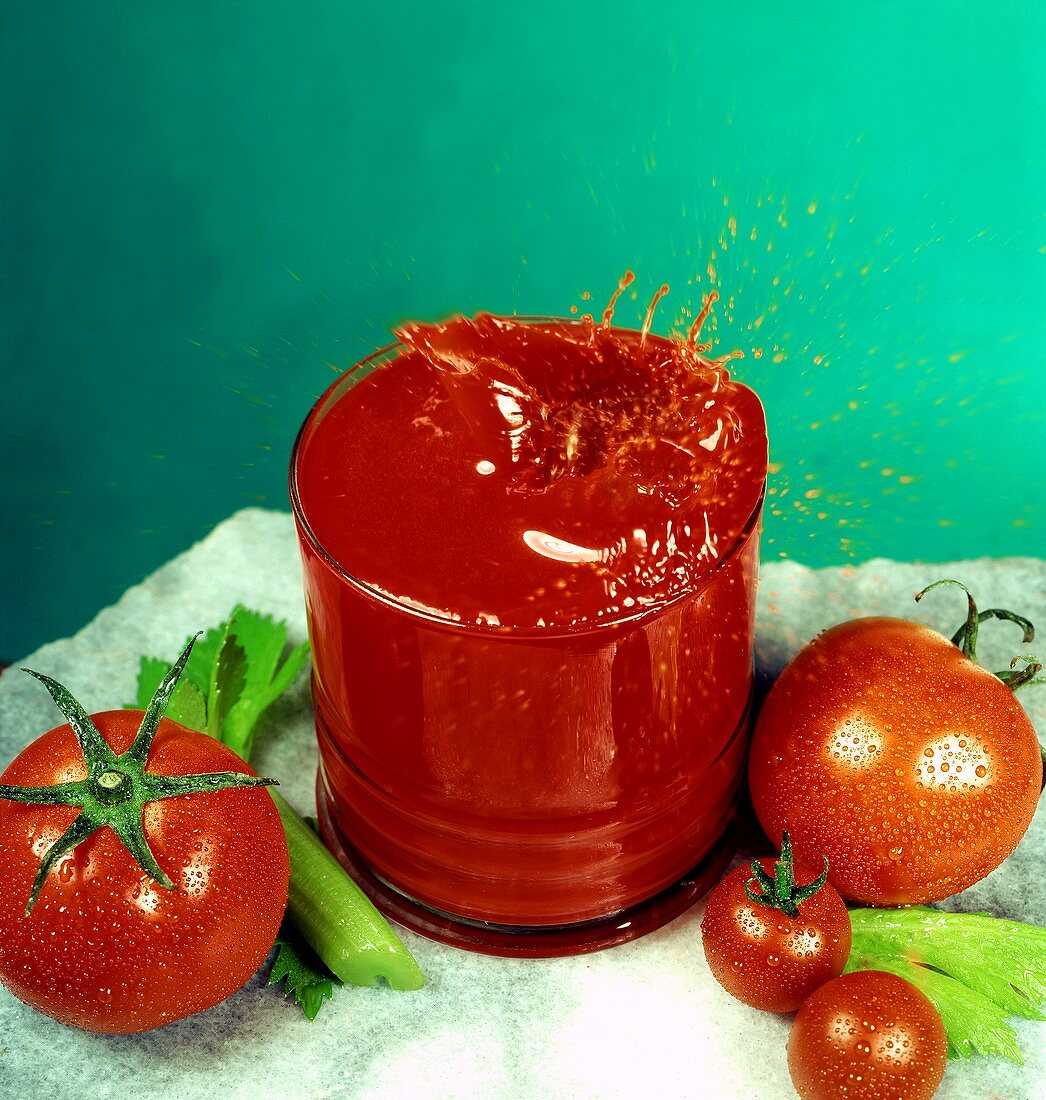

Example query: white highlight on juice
[699,418,725,451]
[523,530,603,564]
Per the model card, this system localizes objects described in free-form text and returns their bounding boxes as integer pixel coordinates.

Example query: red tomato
[701,841,851,1012]
[748,616,1042,904]
[788,970,948,1100]
[0,709,289,1033]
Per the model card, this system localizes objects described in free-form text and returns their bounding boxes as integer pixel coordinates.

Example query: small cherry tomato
[788,969,948,1100]
[0,639,289,1033]
[749,581,1043,905]
[701,833,852,1012]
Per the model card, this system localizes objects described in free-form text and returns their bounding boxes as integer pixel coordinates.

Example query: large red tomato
[748,608,1041,905]
[0,705,289,1033]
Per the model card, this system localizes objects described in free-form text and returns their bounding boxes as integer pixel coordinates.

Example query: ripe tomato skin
[0,710,289,1034]
[788,970,947,1100]
[748,617,1042,905]
[700,858,851,1012]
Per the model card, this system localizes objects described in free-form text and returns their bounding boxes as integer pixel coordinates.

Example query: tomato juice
[290,292,768,955]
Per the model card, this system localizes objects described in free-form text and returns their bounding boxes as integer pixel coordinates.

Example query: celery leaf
[132,658,168,710]
[169,680,208,732]
[128,608,309,759]
[222,606,311,761]
[132,658,208,731]
[181,623,227,697]
[269,920,342,1021]
[207,626,247,740]
[846,907,1046,1063]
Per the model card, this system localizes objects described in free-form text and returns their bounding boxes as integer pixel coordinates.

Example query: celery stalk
[272,791,425,990]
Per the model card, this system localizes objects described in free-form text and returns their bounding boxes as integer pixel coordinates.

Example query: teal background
[2,2,1043,660]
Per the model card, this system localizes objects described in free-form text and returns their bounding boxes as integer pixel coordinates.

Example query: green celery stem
[271,790,425,990]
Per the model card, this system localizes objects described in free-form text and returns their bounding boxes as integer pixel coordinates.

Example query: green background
[2,2,1043,660]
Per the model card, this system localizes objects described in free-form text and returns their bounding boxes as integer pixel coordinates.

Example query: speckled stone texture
[0,509,1042,1100]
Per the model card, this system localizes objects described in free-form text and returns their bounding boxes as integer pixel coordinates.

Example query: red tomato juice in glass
[290,303,768,956]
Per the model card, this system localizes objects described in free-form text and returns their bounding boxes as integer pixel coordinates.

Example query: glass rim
[288,319,767,641]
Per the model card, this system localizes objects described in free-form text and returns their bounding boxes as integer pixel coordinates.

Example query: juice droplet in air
[602,269,636,329]
[640,283,671,347]
[687,290,720,350]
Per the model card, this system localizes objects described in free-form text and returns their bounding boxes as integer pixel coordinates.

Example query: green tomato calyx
[0,634,277,915]
[744,832,830,920]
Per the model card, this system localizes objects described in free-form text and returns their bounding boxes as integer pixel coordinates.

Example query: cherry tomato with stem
[701,832,852,1012]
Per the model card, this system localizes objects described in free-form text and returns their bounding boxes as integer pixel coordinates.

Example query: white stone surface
[0,508,1042,1100]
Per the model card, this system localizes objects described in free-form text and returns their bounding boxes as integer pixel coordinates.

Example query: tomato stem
[916,579,982,658]
[92,768,134,805]
[915,579,1039,686]
[995,655,1044,692]
[744,832,830,920]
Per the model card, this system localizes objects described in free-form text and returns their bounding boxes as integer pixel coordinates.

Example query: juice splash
[300,276,766,632]
[291,276,768,941]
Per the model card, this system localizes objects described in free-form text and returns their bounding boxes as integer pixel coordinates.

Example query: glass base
[314,776,741,958]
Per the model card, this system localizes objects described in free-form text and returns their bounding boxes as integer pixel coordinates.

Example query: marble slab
[0,509,1042,1099]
